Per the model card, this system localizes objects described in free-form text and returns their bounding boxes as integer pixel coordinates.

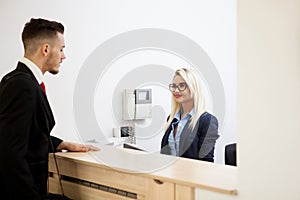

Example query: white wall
[0,0,236,164]
[237,0,300,199]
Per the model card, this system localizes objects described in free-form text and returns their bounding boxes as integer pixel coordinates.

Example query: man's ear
[41,43,49,56]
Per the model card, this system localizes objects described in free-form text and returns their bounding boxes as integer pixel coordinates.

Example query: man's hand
[57,141,100,152]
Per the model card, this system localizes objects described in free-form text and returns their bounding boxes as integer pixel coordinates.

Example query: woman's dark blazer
[161,112,219,162]
[0,62,62,199]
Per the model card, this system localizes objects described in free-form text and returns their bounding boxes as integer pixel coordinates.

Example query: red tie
[40,82,46,94]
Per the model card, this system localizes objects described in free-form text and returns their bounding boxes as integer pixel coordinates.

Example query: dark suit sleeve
[198,113,219,161]
[0,75,40,199]
[49,136,63,152]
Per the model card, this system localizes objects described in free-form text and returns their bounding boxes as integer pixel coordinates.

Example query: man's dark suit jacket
[0,62,62,199]
[161,112,219,162]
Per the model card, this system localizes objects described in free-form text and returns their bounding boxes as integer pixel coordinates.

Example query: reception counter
[48,144,237,200]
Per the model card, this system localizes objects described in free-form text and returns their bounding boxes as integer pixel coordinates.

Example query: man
[0,18,99,199]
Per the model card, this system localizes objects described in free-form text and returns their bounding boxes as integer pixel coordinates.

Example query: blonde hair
[165,68,206,131]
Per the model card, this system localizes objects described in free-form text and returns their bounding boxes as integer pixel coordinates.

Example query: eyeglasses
[169,82,188,92]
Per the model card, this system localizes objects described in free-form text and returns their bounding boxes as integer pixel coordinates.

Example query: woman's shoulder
[199,112,218,122]
[200,111,212,118]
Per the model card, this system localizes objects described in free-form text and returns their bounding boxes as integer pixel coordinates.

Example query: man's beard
[46,54,60,75]
[49,69,59,75]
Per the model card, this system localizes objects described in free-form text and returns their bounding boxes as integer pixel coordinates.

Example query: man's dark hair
[21,18,64,53]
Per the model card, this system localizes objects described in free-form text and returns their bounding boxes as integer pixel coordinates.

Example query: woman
[160,68,219,162]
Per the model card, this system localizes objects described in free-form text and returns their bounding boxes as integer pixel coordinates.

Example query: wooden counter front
[48,144,237,200]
